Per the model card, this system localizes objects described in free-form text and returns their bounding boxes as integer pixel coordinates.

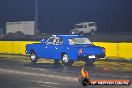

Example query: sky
[0,0,132,33]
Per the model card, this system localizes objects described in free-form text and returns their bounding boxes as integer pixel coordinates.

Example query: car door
[50,37,63,59]
[39,37,55,58]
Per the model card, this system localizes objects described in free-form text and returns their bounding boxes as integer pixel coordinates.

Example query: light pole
[34,0,39,34]
[0,28,3,39]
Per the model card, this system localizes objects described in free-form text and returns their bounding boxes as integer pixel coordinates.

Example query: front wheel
[30,52,38,63]
[62,54,74,66]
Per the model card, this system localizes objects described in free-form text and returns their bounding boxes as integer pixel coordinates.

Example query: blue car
[25,35,106,65]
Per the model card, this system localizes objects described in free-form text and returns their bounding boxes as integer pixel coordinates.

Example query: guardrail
[0,41,131,59]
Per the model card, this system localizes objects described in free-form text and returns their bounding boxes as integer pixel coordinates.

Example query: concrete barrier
[94,42,132,59]
[0,41,131,59]
[0,41,37,55]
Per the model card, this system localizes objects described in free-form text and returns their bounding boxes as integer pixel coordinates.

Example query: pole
[0,28,3,40]
[35,0,39,34]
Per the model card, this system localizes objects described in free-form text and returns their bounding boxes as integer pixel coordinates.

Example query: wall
[0,41,37,55]
[6,21,35,35]
[0,41,131,59]
[94,42,132,59]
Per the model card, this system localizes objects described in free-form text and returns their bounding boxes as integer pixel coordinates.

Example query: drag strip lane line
[0,68,77,81]
[91,73,131,79]
[41,84,59,88]
[36,81,59,85]
[0,65,130,79]
[30,79,72,87]
[0,65,131,79]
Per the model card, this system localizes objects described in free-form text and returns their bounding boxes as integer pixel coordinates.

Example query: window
[75,25,83,28]
[84,25,87,28]
[89,23,95,26]
[46,37,63,45]
[68,38,92,45]
[54,38,63,45]
[46,38,55,44]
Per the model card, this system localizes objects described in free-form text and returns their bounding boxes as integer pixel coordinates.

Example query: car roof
[75,22,96,25]
[52,35,86,38]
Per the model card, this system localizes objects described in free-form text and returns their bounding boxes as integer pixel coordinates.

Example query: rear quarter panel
[67,48,79,60]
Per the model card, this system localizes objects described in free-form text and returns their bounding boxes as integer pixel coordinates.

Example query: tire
[30,51,38,63]
[54,59,60,63]
[61,53,74,66]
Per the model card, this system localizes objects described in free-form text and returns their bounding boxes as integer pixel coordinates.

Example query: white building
[6,21,35,35]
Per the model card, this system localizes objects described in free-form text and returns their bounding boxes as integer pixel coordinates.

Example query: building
[6,21,36,35]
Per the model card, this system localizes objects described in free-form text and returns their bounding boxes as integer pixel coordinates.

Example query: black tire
[61,53,74,66]
[54,59,60,63]
[30,51,38,63]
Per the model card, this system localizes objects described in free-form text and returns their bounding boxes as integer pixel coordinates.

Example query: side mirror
[40,39,46,44]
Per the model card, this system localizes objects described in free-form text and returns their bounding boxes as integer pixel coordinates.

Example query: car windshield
[89,23,95,26]
[68,38,92,45]
[75,25,83,28]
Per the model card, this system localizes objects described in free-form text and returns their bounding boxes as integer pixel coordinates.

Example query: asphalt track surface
[0,55,131,88]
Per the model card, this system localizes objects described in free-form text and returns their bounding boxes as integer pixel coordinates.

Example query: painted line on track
[35,81,59,85]
[0,68,77,81]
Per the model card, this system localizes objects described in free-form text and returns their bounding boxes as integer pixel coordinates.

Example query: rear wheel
[62,54,74,66]
[54,59,60,64]
[30,51,38,63]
